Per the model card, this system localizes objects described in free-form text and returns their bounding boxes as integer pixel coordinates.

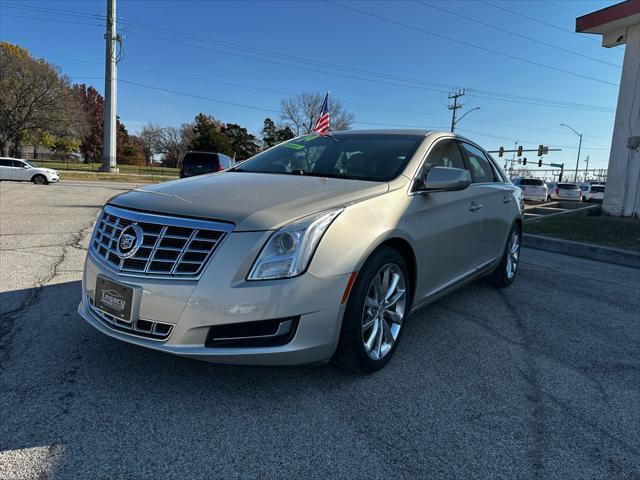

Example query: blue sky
[0,0,624,168]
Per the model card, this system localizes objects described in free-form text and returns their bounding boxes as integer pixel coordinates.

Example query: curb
[522,234,640,269]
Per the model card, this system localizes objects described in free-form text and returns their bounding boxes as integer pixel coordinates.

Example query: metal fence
[22,153,179,177]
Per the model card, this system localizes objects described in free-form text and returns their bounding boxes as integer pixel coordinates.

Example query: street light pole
[560,123,582,183]
[452,107,480,132]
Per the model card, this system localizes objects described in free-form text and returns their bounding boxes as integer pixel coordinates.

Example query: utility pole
[584,155,590,181]
[448,89,466,132]
[102,0,120,172]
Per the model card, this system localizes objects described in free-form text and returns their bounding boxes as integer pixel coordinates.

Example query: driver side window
[418,140,465,183]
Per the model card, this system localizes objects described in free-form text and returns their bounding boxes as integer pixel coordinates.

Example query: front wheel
[32,174,48,185]
[334,247,411,373]
[487,224,522,287]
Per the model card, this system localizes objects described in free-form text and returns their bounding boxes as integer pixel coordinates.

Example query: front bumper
[79,235,352,366]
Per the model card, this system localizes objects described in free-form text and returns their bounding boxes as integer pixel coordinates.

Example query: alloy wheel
[361,263,406,360]
[506,230,520,280]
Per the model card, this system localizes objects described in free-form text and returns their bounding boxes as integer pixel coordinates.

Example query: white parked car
[547,182,582,201]
[0,157,59,184]
[513,178,548,202]
[579,183,605,202]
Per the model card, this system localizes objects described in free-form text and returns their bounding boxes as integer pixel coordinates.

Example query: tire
[487,223,522,288]
[32,174,48,185]
[334,247,411,373]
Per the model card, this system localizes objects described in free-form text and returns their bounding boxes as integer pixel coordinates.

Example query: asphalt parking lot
[1,180,639,479]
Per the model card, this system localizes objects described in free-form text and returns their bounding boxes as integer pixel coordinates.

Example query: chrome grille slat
[90,205,232,279]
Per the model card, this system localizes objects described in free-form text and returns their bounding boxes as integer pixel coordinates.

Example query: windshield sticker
[283,142,306,150]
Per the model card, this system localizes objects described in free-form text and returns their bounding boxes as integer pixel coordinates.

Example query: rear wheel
[335,247,411,373]
[487,224,521,287]
[32,174,47,185]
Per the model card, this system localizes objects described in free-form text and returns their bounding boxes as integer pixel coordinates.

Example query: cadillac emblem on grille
[117,224,143,258]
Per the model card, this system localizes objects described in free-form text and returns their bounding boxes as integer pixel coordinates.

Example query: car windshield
[231,133,424,182]
[26,161,38,167]
[558,183,579,189]
[520,179,544,186]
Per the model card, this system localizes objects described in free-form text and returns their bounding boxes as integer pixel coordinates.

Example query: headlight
[247,208,344,280]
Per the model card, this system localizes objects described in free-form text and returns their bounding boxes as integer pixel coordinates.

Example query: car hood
[108,171,389,231]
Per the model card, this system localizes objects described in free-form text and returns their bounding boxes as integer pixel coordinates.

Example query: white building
[577,1,640,217]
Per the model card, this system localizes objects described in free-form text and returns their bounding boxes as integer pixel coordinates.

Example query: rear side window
[520,179,544,186]
[182,152,219,167]
[459,143,496,183]
[419,139,465,179]
[0,159,13,167]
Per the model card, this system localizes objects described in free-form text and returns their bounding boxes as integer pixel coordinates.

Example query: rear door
[458,142,513,265]
[0,159,16,180]
[405,138,482,302]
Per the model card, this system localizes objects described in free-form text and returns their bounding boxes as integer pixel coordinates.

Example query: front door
[404,139,483,303]
[12,160,31,181]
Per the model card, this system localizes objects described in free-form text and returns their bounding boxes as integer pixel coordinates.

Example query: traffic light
[537,144,544,156]
[517,145,523,157]
[523,158,527,165]
[498,146,504,157]
[538,159,543,167]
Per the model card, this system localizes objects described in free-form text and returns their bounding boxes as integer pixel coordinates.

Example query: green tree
[223,123,260,160]
[189,113,231,154]
[0,42,79,156]
[261,117,294,149]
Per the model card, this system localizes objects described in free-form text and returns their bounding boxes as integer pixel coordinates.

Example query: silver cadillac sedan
[78,130,523,373]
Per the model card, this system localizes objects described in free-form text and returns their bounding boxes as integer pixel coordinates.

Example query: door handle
[502,195,512,204]
[469,201,483,212]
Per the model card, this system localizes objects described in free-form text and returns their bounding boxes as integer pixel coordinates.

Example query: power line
[324,0,618,87]
[415,0,621,69]
[118,79,281,113]
[1,2,616,113]
[477,0,607,46]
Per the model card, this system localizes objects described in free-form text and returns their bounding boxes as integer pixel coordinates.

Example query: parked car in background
[579,183,606,202]
[512,178,548,202]
[547,182,582,201]
[179,151,234,178]
[79,130,524,373]
[0,157,59,184]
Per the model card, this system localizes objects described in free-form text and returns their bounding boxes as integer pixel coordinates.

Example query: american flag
[314,93,330,134]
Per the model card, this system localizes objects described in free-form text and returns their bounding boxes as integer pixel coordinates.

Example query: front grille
[88,295,173,340]
[90,205,233,279]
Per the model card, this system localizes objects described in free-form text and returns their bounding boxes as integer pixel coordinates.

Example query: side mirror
[416,166,471,193]
[23,164,30,169]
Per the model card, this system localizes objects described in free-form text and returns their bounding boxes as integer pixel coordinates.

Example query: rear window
[591,186,605,193]
[182,152,219,166]
[558,183,579,190]
[519,179,544,186]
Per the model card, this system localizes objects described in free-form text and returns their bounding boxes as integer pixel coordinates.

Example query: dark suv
[179,151,234,178]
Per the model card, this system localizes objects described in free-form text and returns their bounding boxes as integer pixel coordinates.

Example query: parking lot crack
[0,219,96,370]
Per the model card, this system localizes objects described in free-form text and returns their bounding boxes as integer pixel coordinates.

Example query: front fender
[308,188,414,278]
